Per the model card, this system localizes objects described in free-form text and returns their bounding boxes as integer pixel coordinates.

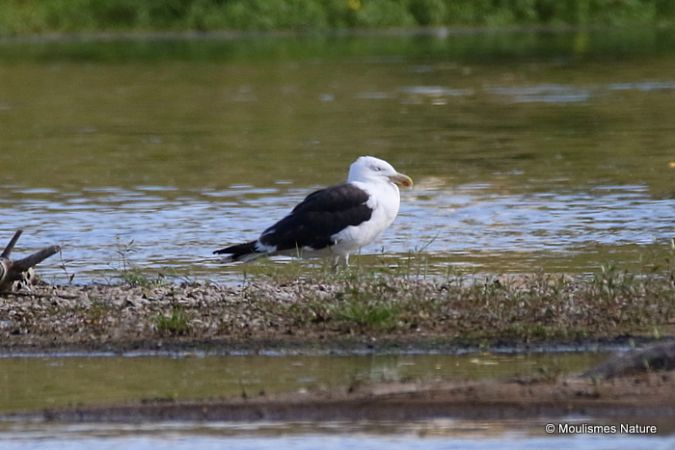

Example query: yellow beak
[389,172,413,188]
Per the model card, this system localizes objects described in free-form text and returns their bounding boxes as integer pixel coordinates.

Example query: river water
[1,29,674,283]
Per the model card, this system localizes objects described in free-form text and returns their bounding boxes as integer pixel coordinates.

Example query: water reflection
[487,84,592,103]
[0,352,604,413]
[1,31,674,282]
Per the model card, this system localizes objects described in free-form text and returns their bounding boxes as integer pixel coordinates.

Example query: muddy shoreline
[0,335,667,357]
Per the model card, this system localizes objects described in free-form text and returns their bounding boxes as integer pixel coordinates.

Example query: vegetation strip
[1,266,672,352]
[2,0,675,35]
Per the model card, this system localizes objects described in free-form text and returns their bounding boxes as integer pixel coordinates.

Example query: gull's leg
[332,255,341,272]
[331,254,350,273]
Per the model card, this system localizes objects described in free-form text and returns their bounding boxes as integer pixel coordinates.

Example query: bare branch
[1,229,23,258]
[13,246,61,272]
[0,231,60,292]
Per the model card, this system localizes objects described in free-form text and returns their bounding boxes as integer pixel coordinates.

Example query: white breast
[330,180,400,255]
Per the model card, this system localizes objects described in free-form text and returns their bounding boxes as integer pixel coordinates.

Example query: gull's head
[347,155,413,188]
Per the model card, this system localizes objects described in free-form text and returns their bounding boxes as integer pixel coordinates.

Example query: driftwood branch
[1,229,22,258]
[0,230,61,292]
[12,245,61,272]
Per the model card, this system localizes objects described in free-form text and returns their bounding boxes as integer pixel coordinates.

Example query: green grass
[154,305,191,336]
[111,238,168,288]
[16,242,670,348]
[99,237,675,344]
[2,258,673,348]
[334,297,400,331]
[251,246,675,343]
[2,0,675,35]
[117,268,164,288]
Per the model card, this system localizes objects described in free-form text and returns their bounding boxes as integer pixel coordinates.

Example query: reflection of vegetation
[1,30,673,202]
[3,27,675,64]
[1,0,675,35]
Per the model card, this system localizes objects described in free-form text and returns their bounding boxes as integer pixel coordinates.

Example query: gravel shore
[1,270,672,353]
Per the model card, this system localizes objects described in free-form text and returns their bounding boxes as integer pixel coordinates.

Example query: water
[1,30,674,283]
[1,422,674,450]
[0,352,604,413]
[4,352,674,449]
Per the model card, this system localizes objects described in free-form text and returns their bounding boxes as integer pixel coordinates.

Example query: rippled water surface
[2,422,674,450]
[1,30,674,281]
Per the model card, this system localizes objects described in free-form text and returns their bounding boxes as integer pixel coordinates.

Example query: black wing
[260,183,372,252]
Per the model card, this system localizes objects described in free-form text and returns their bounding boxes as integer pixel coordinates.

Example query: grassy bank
[1,263,673,352]
[2,0,675,35]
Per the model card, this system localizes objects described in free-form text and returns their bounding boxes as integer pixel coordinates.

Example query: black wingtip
[213,241,258,260]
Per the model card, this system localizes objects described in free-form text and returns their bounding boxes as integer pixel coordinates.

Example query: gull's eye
[372,166,383,172]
